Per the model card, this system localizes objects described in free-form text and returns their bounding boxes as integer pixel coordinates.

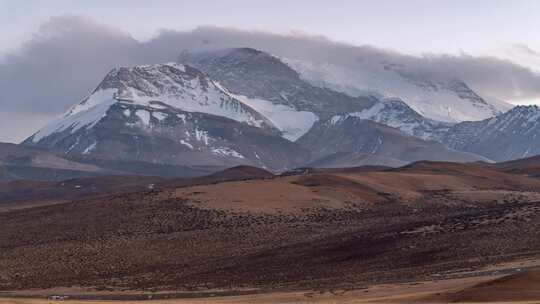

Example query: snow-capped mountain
[285,59,512,123]
[183,48,491,166]
[23,63,309,171]
[440,105,540,161]
[24,48,539,172]
[180,48,377,140]
[30,63,275,143]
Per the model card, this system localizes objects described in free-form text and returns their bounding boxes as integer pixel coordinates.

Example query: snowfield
[232,94,318,141]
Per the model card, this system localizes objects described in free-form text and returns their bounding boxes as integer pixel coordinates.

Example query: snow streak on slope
[231,94,318,141]
[31,93,117,143]
[285,59,512,123]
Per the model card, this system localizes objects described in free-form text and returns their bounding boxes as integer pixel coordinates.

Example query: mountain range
[13,47,540,178]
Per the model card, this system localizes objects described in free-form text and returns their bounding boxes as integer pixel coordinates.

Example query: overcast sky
[2,0,540,62]
[1,0,540,143]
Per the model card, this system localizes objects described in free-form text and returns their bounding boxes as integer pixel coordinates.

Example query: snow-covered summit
[24,63,310,171]
[29,63,275,143]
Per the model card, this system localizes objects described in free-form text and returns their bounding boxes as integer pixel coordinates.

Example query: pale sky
[1,0,540,68]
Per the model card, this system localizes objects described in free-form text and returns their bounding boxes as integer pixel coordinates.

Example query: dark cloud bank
[2,15,540,142]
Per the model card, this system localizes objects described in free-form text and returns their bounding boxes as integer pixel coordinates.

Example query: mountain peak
[26,62,276,144]
[94,62,203,95]
[180,47,300,82]
[66,63,195,116]
[23,61,313,171]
